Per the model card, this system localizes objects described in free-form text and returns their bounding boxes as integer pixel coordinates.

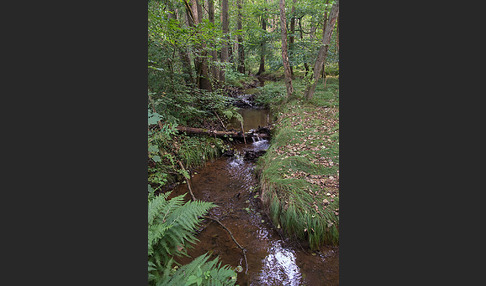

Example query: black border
[6,0,484,284]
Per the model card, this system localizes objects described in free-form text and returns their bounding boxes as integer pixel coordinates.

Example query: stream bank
[169,103,339,285]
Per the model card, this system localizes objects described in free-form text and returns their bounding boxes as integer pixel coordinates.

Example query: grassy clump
[256,76,339,249]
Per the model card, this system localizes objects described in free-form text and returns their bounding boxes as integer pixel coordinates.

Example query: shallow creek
[171,108,339,285]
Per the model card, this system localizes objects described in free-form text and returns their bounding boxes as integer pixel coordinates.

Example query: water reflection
[258,241,302,286]
[227,108,272,131]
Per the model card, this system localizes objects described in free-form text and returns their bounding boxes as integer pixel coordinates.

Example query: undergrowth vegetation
[148,188,237,285]
[253,76,339,109]
[256,76,340,249]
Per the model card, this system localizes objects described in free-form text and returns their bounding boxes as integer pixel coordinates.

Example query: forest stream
[170,107,339,285]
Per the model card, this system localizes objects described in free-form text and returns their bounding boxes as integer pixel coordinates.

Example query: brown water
[171,109,339,286]
[227,108,273,132]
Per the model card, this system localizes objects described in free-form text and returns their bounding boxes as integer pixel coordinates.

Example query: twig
[177,160,196,201]
[213,111,227,130]
[203,215,249,275]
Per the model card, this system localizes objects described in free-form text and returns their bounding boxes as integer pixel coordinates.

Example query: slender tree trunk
[257,9,267,75]
[321,0,330,79]
[299,18,309,77]
[167,5,195,86]
[237,0,245,74]
[304,0,338,100]
[336,15,339,52]
[190,0,212,91]
[208,0,219,84]
[279,0,293,97]
[220,0,229,82]
[289,0,296,78]
[304,21,318,77]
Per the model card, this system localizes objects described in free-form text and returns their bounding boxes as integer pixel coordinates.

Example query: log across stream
[170,108,339,285]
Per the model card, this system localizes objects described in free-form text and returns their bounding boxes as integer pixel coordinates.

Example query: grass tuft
[256,76,339,250]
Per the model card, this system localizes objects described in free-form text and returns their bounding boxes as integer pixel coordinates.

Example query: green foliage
[324,62,339,76]
[256,77,339,249]
[148,189,236,286]
[254,81,286,107]
[224,69,254,88]
[148,133,226,189]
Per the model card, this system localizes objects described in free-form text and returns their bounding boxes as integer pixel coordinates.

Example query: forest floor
[255,76,340,249]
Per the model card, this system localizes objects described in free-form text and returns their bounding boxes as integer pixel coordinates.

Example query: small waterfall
[229,150,244,167]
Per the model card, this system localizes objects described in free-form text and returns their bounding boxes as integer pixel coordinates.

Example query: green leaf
[152,155,161,162]
[186,275,198,286]
[148,145,159,153]
[148,184,155,194]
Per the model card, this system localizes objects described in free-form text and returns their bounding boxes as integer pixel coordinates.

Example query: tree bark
[190,0,213,91]
[299,18,309,77]
[321,0,330,79]
[175,126,270,139]
[208,0,219,84]
[304,0,338,100]
[279,0,294,98]
[220,0,229,82]
[257,10,267,75]
[289,0,296,77]
[237,0,245,74]
[168,7,195,86]
[336,15,339,52]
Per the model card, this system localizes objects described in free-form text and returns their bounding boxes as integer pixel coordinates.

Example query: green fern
[156,253,237,286]
[148,189,236,285]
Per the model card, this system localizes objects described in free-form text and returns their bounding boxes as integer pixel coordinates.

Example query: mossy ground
[256,76,339,249]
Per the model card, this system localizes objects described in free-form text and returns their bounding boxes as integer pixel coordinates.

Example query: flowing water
[171,108,339,285]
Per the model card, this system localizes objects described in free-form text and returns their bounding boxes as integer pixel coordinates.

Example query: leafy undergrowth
[148,130,228,191]
[256,76,339,250]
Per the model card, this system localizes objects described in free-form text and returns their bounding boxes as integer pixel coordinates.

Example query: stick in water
[203,215,249,275]
[240,121,247,144]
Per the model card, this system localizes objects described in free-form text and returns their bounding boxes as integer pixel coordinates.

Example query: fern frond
[155,253,236,286]
[148,191,172,225]
[148,192,235,285]
[157,200,215,257]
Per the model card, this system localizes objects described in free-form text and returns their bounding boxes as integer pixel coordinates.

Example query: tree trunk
[220,0,229,82]
[208,0,219,84]
[336,15,339,52]
[237,0,245,74]
[321,0,330,79]
[189,0,212,91]
[279,0,294,98]
[257,10,267,75]
[175,126,270,139]
[299,18,309,77]
[169,7,195,86]
[289,0,296,78]
[304,0,338,100]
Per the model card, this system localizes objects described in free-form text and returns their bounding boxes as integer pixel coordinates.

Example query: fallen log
[176,126,270,139]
